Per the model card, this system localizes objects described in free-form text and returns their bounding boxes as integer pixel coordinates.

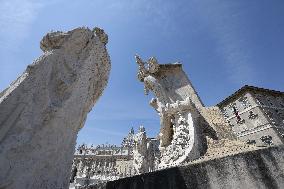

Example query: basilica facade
[69,127,159,188]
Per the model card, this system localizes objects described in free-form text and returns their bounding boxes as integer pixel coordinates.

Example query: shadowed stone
[106,146,284,189]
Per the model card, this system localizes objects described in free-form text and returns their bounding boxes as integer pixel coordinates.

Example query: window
[221,108,229,119]
[248,111,258,119]
[227,120,234,127]
[246,139,256,145]
[239,96,251,109]
[260,135,273,145]
[232,106,243,123]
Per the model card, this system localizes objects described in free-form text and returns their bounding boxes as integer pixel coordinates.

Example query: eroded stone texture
[134,55,209,168]
[134,55,243,169]
[0,27,110,189]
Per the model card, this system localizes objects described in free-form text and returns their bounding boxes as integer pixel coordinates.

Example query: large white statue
[0,27,110,189]
[135,55,209,168]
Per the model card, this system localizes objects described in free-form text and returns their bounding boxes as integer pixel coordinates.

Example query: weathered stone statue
[134,55,236,168]
[132,126,159,174]
[133,126,148,174]
[0,27,110,189]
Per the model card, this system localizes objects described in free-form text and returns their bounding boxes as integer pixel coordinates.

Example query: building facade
[217,85,284,146]
[69,127,160,188]
[69,129,136,188]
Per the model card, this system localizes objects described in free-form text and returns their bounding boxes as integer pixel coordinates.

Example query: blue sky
[0,0,283,146]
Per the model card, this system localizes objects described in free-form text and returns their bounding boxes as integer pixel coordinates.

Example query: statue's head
[38,28,110,129]
[40,27,108,53]
[139,125,145,133]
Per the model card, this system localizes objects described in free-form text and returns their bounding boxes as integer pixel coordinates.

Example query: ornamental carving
[134,55,210,168]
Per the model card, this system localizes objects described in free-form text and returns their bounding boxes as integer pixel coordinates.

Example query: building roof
[217,85,284,107]
[159,63,182,69]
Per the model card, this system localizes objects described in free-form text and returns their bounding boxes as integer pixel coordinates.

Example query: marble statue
[135,55,209,168]
[0,27,110,189]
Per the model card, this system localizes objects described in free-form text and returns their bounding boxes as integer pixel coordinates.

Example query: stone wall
[105,145,284,189]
